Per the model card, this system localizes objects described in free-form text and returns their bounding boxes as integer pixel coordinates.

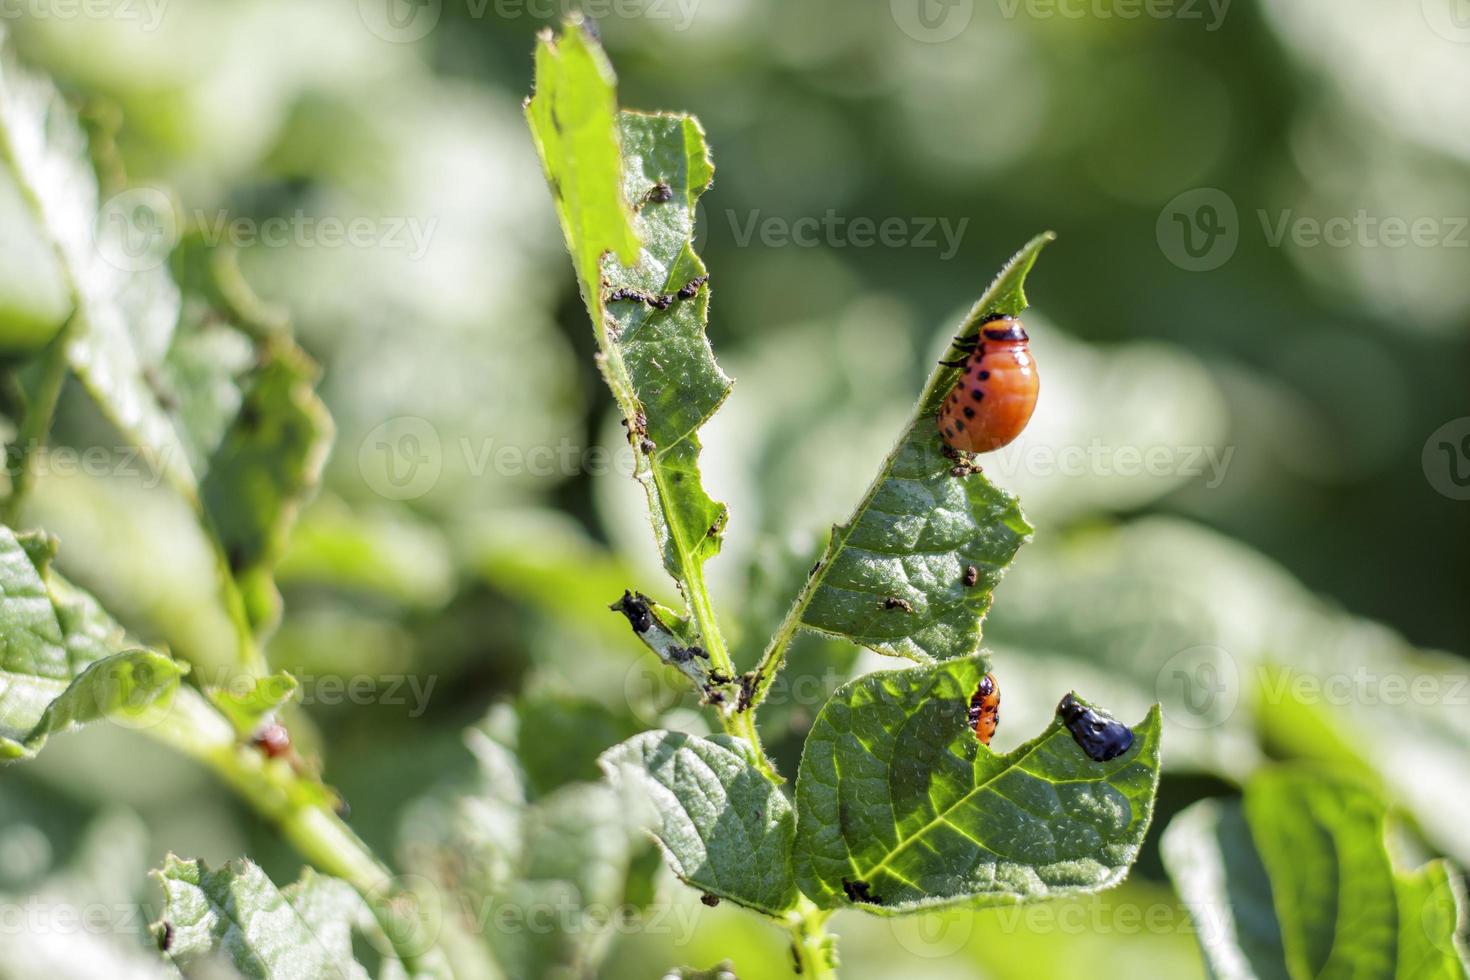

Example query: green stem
[147,687,445,973]
[3,324,74,525]
[787,900,838,979]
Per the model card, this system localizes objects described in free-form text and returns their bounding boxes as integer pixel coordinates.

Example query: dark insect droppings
[648,181,674,203]
[700,893,720,907]
[1056,693,1135,762]
[963,564,979,587]
[610,590,654,633]
[842,878,882,905]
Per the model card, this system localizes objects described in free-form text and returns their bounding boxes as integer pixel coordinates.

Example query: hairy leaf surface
[601,730,799,916]
[793,654,1161,912]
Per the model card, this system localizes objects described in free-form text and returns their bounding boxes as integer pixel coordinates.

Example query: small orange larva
[937,314,1039,454]
[968,673,1000,745]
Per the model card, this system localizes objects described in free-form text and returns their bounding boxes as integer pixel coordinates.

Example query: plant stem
[3,325,73,525]
[787,900,838,979]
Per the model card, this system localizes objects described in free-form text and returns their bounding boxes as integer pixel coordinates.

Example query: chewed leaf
[1163,770,1470,980]
[600,731,799,916]
[793,654,1161,913]
[150,856,410,979]
[527,20,730,617]
[775,235,1050,667]
[0,525,184,760]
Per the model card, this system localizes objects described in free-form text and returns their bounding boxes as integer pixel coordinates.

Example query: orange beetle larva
[968,673,1000,745]
[937,314,1039,454]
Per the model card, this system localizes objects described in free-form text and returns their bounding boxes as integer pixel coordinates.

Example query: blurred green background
[1,0,1467,977]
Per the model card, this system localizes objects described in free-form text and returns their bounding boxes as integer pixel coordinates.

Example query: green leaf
[1163,769,1470,980]
[401,726,637,980]
[1160,797,1292,980]
[0,45,332,629]
[151,855,406,980]
[600,730,799,916]
[0,40,192,489]
[780,236,1049,665]
[793,653,1161,913]
[526,20,731,611]
[206,671,297,737]
[0,524,185,759]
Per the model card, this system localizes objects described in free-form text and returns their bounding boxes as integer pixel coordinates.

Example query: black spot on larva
[971,389,984,401]
[983,322,1029,342]
[700,893,720,907]
[955,419,967,431]
[610,590,654,633]
[963,406,975,419]
[963,564,979,587]
[842,878,882,905]
[1056,693,1135,762]
[979,370,990,380]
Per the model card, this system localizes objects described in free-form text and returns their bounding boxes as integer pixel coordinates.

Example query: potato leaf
[793,654,1161,913]
[0,525,185,760]
[1163,769,1470,979]
[600,730,799,916]
[526,20,730,621]
[761,236,1048,676]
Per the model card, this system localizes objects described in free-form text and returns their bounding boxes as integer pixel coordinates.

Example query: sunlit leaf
[601,730,799,916]
[1163,769,1470,980]
[151,855,408,980]
[783,236,1049,664]
[526,19,730,616]
[0,526,184,760]
[793,653,1161,912]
